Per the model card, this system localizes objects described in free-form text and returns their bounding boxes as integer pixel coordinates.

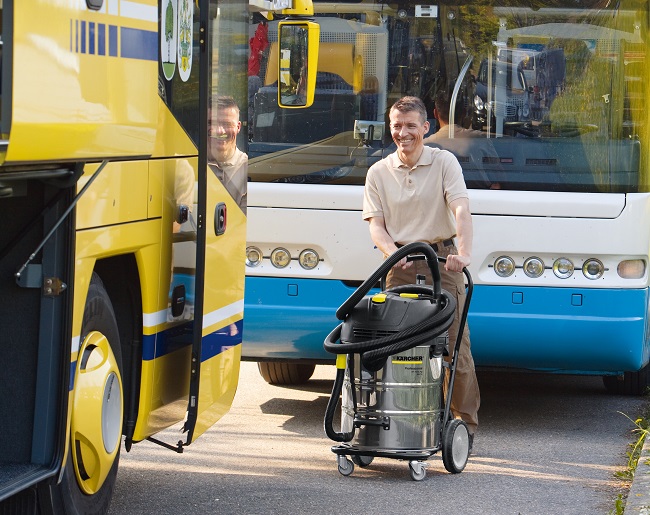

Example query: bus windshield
[248,0,647,193]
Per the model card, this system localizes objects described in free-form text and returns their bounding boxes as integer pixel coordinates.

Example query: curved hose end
[324,367,355,442]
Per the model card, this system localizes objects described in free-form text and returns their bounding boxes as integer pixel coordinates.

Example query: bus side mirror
[277,21,320,108]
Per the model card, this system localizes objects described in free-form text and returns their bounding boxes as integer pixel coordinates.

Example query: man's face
[389,108,429,160]
[210,107,241,162]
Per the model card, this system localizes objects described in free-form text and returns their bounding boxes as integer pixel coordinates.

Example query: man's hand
[394,255,412,270]
[445,253,470,273]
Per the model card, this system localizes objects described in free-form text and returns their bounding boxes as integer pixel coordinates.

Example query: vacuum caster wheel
[352,455,374,468]
[408,461,427,481]
[337,455,354,476]
[442,419,469,474]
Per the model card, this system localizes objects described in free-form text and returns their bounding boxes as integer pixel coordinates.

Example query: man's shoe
[468,433,474,455]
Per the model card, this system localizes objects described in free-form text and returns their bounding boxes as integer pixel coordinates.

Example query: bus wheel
[603,364,650,396]
[258,362,315,385]
[46,273,123,514]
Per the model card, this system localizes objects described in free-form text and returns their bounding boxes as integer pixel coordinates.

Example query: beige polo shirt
[210,147,248,211]
[362,146,468,244]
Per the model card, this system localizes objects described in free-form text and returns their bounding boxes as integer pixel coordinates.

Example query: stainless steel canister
[341,343,445,451]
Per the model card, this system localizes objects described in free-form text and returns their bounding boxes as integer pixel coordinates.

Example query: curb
[626,436,650,513]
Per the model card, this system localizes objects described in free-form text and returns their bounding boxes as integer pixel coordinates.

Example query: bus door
[184,0,248,443]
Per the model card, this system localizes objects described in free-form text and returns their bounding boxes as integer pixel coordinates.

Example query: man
[426,89,485,142]
[362,95,480,451]
[424,89,501,190]
[209,96,247,210]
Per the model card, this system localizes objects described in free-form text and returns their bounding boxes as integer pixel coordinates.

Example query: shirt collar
[388,146,434,170]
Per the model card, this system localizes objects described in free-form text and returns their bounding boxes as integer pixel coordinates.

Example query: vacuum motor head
[340,291,448,356]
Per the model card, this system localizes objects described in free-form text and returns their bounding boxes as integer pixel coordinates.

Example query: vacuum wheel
[408,461,427,481]
[351,455,374,468]
[337,455,354,476]
[442,419,469,474]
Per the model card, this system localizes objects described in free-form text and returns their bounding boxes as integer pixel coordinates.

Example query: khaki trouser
[386,244,480,434]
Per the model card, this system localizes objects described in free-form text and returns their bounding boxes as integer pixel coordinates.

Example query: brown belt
[395,239,454,252]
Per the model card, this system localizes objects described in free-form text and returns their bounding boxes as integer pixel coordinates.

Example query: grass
[611,409,650,514]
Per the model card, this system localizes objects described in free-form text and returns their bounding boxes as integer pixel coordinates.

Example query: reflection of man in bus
[426,89,485,142]
[425,90,501,190]
[209,96,247,210]
[363,96,480,452]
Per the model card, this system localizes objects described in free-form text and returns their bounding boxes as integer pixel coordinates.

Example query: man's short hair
[390,96,427,123]
[434,90,451,124]
[216,95,239,115]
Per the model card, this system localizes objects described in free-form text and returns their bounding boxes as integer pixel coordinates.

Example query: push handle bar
[335,242,442,320]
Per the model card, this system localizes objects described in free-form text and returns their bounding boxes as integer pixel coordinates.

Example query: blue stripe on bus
[69,21,156,61]
[243,276,650,374]
[89,22,95,55]
[120,27,157,61]
[80,21,86,53]
[109,25,118,57]
[201,320,243,362]
[98,23,106,56]
[69,320,240,390]
[468,285,650,372]
[69,361,76,391]
[142,320,242,361]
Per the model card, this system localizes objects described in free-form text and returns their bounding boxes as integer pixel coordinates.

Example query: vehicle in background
[243,1,650,397]
[472,57,531,134]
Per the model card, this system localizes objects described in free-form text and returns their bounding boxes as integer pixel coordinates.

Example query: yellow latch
[399,293,419,299]
[371,293,387,303]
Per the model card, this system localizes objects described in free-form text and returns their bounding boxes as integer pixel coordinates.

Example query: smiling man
[209,96,247,210]
[362,95,480,451]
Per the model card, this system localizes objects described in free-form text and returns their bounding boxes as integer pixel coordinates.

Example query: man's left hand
[445,254,470,273]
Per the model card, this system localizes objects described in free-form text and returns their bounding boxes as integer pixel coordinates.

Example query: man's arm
[368,216,411,269]
[447,197,473,272]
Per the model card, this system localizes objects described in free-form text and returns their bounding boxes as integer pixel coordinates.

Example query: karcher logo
[392,355,423,363]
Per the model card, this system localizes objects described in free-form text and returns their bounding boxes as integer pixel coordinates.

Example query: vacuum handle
[335,242,441,320]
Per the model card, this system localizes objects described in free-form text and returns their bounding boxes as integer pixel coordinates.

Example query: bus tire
[258,362,315,385]
[603,364,650,396]
[44,273,123,514]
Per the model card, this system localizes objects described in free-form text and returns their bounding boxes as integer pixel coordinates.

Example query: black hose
[323,366,355,442]
[324,291,455,371]
[335,242,442,320]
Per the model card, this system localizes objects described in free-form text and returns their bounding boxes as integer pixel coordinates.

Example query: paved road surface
[109,362,648,514]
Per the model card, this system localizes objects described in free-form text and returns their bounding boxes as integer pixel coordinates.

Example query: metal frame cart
[323,242,473,481]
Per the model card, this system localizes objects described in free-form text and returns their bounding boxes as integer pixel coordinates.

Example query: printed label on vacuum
[392,355,423,365]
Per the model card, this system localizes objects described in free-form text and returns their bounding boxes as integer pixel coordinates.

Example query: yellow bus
[0,0,317,512]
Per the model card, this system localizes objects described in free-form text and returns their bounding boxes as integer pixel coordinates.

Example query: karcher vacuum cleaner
[323,241,473,481]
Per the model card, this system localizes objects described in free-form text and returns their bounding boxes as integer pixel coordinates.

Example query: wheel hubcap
[71,331,123,495]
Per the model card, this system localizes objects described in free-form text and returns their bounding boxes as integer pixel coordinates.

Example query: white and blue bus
[244,0,650,394]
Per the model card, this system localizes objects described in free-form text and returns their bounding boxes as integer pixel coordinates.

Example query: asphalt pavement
[110,362,650,514]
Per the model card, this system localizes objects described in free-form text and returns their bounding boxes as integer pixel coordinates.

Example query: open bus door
[183,0,319,443]
[180,0,247,444]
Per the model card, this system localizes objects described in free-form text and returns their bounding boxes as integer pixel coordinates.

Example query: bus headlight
[523,257,544,278]
[474,95,484,111]
[246,246,263,267]
[552,257,574,279]
[617,259,645,279]
[299,249,319,270]
[270,247,291,268]
[494,256,515,277]
[582,258,604,280]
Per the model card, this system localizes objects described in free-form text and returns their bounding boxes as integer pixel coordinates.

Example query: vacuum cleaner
[323,241,473,481]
